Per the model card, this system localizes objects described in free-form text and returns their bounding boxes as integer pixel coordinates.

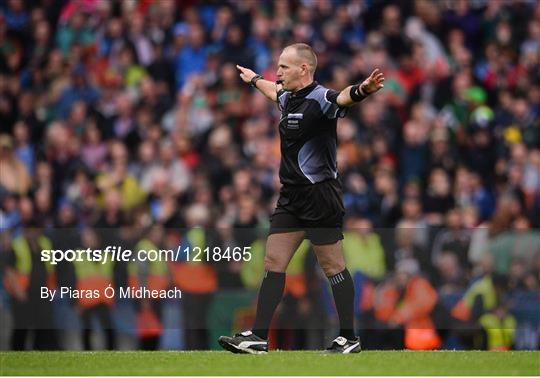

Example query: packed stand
[0,0,539,351]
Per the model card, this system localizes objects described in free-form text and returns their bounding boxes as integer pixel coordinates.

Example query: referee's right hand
[236,65,257,84]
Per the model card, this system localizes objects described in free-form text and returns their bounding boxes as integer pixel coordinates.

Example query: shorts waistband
[281,177,340,189]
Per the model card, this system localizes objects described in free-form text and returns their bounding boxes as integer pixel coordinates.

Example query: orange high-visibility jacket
[375,276,441,350]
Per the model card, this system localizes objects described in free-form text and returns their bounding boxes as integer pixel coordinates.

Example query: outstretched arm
[236,65,281,102]
[336,69,385,107]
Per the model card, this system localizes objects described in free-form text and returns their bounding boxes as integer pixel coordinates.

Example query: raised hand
[361,68,385,95]
[236,65,257,84]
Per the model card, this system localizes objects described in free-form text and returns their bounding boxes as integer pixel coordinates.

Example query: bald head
[277,43,318,91]
[284,43,317,75]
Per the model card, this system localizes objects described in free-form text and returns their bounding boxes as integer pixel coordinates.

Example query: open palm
[362,69,385,94]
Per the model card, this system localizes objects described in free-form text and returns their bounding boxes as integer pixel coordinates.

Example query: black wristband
[250,75,263,88]
[350,84,367,102]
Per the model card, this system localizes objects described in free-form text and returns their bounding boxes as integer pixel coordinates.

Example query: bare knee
[319,257,345,277]
[264,252,288,272]
[263,232,305,273]
[314,243,346,277]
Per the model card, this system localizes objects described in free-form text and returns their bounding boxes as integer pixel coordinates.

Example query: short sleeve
[306,86,347,119]
[325,89,348,119]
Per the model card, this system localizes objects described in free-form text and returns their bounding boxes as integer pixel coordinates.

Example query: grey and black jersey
[277,81,346,186]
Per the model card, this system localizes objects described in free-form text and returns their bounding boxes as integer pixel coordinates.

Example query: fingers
[236,65,248,82]
[370,69,385,81]
[369,68,383,77]
[368,68,385,90]
[360,69,385,94]
[237,65,250,76]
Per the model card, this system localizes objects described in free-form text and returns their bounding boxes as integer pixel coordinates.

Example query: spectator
[434,252,467,296]
[343,216,386,281]
[56,65,100,120]
[391,221,433,280]
[424,168,455,226]
[0,134,31,195]
[488,215,540,275]
[431,208,472,272]
[175,23,207,90]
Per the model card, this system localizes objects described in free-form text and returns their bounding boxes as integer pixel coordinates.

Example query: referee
[218,43,384,354]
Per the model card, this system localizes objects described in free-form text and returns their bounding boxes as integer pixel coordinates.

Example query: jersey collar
[290,81,318,98]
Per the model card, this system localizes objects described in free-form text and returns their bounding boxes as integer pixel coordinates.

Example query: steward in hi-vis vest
[129,229,169,350]
[74,228,115,350]
[3,227,58,350]
[374,260,441,350]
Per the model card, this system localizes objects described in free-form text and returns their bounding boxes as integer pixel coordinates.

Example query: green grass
[1,351,539,376]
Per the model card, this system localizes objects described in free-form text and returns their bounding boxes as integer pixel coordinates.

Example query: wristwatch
[250,74,263,88]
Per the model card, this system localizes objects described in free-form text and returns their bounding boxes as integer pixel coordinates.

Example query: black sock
[329,269,356,340]
[252,271,285,340]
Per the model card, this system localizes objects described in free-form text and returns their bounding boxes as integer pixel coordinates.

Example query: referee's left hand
[361,68,385,95]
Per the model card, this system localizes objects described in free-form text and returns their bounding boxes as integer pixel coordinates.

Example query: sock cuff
[328,269,350,286]
[264,270,285,279]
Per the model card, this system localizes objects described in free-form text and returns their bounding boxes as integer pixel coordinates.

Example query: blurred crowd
[0,0,539,352]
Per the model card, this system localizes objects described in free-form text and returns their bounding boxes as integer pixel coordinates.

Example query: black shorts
[269,178,345,245]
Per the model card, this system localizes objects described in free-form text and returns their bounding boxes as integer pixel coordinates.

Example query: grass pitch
[1,351,539,376]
